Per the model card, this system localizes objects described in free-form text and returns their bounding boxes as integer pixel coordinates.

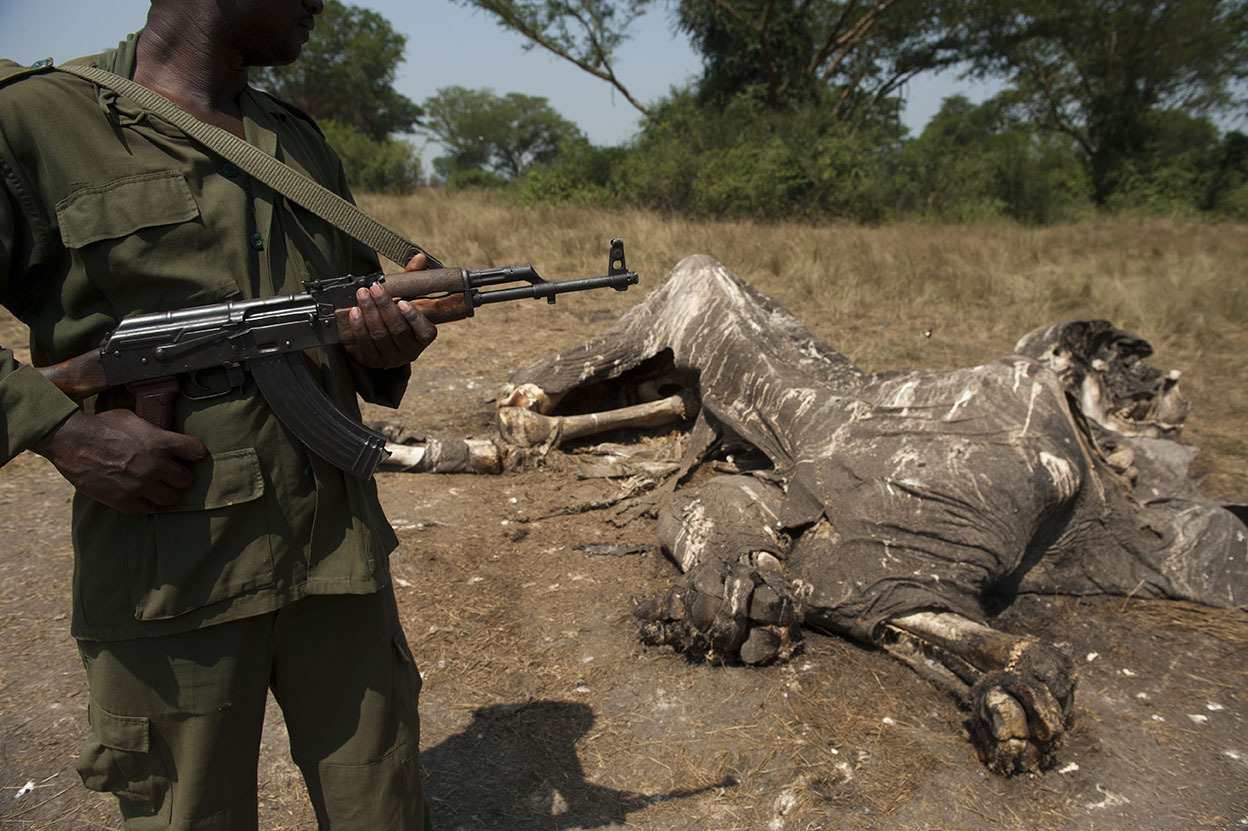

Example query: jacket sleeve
[0,177,80,463]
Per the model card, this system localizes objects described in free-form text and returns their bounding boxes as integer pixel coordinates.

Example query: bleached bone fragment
[381,438,501,474]
[499,382,557,413]
[497,393,696,448]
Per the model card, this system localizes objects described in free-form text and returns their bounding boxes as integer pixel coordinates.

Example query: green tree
[457,0,966,126]
[675,0,964,122]
[587,88,897,220]
[420,87,584,182]
[451,0,654,115]
[318,120,423,194]
[892,95,1091,223]
[1203,131,1248,218]
[960,0,1248,204]
[1100,109,1226,215]
[253,0,422,140]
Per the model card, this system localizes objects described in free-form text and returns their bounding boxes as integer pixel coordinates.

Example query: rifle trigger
[180,364,246,400]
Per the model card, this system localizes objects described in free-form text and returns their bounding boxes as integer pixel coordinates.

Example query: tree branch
[473,0,651,116]
[1024,48,1093,157]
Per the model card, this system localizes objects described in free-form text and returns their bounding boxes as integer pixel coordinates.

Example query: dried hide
[505,254,1247,774]
[510,255,1245,632]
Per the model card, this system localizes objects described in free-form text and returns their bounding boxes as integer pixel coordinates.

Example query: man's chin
[249,48,303,69]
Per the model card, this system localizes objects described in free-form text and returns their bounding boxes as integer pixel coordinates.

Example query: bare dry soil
[1,286,1245,831]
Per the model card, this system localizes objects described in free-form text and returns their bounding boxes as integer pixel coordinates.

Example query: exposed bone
[497,393,697,448]
[499,382,558,414]
[877,625,974,697]
[381,438,501,474]
[576,461,681,480]
[503,255,1245,775]
[984,690,1029,742]
[569,441,685,463]
[887,611,1074,774]
[1015,320,1190,438]
[887,611,1022,673]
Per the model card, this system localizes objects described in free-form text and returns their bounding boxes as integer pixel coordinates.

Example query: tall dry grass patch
[361,192,1247,497]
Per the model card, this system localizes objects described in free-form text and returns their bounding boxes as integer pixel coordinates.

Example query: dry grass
[2,196,1245,830]
[1121,598,1248,647]
[359,191,1248,498]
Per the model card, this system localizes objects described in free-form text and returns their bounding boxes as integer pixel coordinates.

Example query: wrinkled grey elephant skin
[512,255,1245,634]
[508,255,1247,772]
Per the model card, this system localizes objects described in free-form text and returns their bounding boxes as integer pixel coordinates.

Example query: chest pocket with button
[55,170,242,315]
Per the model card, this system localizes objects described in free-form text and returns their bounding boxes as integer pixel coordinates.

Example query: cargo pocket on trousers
[76,702,171,819]
[131,448,275,620]
[394,629,423,693]
[391,629,424,778]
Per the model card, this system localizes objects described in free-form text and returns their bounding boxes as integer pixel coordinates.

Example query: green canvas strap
[57,63,441,269]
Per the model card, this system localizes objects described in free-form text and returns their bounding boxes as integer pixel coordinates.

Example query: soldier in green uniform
[0,0,435,827]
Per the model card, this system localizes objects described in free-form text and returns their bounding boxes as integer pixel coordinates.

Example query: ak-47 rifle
[38,239,639,479]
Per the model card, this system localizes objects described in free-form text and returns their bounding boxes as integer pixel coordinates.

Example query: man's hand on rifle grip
[345,251,438,369]
[31,409,207,515]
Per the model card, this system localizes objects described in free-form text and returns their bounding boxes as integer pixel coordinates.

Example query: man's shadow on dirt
[422,700,730,829]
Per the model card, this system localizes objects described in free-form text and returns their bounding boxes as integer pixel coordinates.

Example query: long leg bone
[381,438,501,474]
[497,393,697,448]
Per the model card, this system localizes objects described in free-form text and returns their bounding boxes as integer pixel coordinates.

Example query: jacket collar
[92,31,140,77]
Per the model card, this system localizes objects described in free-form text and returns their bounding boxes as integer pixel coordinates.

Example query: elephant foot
[635,558,803,665]
[885,612,1076,775]
[967,639,1075,774]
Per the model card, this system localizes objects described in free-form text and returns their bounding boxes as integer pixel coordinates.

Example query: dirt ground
[1,284,1245,830]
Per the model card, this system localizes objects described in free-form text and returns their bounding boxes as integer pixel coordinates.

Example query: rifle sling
[57,64,440,269]
[57,64,399,478]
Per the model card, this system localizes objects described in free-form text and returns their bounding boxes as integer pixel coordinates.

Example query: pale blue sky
[0,0,994,150]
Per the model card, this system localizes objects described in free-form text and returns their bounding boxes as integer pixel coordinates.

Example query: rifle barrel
[473,272,638,305]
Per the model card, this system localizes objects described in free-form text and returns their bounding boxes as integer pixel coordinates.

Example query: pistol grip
[126,377,181,430]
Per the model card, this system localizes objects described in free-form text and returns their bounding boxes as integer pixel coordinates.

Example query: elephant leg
[637,474,801,664]
[882,611,1075,775]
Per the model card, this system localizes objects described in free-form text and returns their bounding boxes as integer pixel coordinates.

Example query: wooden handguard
[37,350,111,402]
[334,290,475,348]
[374,267,472,298]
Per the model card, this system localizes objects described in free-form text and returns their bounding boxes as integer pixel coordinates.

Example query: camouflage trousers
[75,586,427,830]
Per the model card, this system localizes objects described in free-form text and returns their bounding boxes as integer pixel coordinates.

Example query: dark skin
[32,0,436,515]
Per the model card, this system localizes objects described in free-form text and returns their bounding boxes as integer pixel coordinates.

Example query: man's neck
[133,11,249,136]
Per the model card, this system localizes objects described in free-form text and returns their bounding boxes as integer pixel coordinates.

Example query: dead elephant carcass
[500,255,1247,775]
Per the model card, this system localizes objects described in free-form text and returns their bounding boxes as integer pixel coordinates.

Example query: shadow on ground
[423,700,731,830]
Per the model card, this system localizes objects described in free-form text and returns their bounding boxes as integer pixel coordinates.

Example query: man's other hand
[32,410,208,514]
[345,251,438,368]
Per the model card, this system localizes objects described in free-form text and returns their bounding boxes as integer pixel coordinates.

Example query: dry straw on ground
[1,195,1244,831]
[360,191,1248,499]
